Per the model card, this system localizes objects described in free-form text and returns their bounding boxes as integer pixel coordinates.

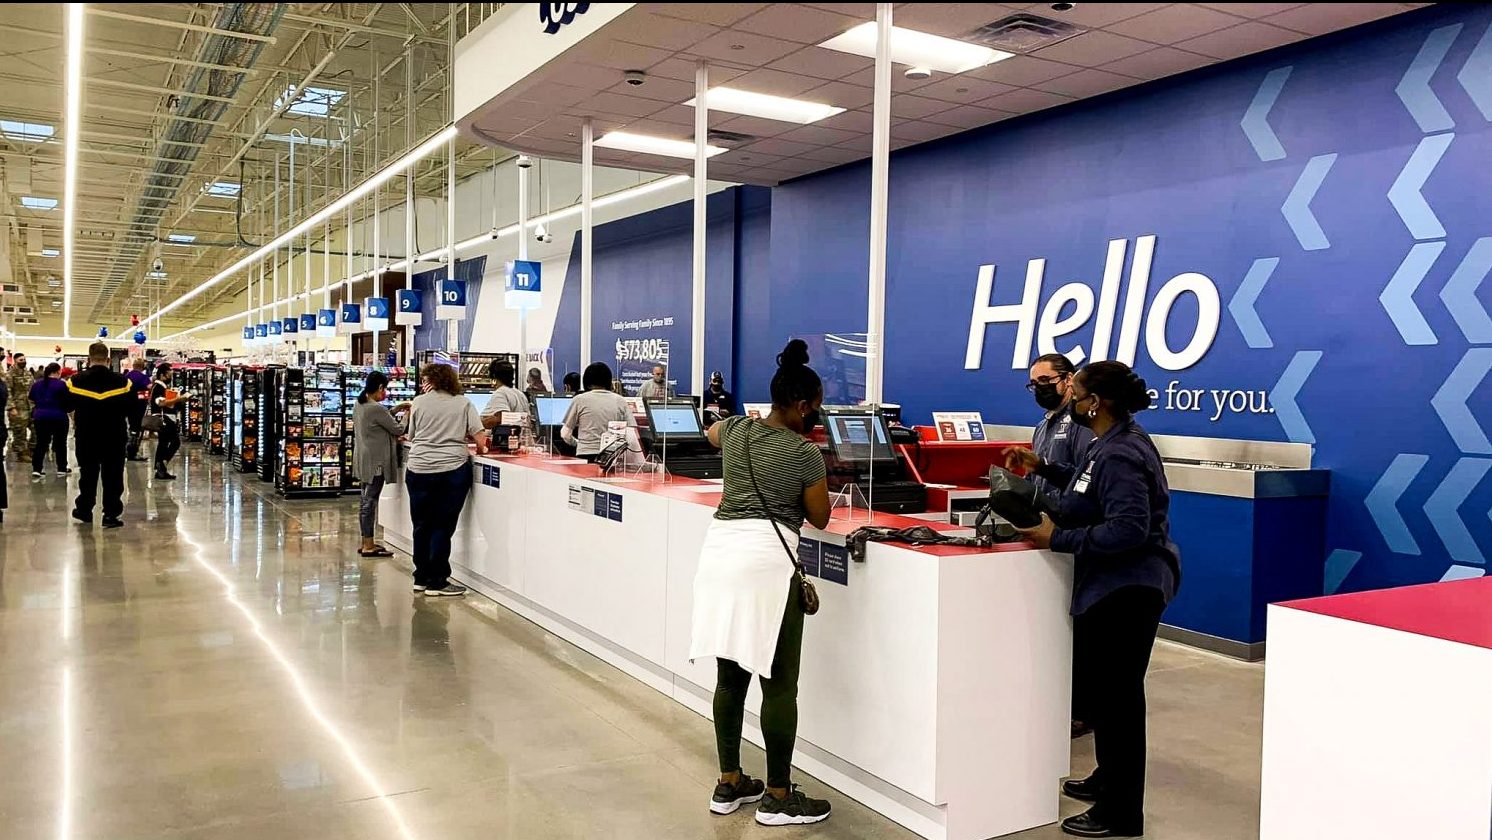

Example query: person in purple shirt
[28,362,70,478]
[123,357,152,461]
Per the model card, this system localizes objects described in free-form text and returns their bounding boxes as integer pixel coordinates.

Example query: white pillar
[581,117,594,369]
[518,156,530,363]
[405,160,415,368]
[692,61,708,397]
[445,129,458,351]
[866,2,892,406]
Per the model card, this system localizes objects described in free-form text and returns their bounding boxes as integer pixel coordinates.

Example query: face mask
[1069,397,1095,428]
[1033,383,1064,411]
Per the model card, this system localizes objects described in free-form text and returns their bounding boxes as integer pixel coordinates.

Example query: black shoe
[128,456,149,462]
[710,774,766,815]
[102,516,124,529]
[1063,774,1102,802]
[754,786,831,826]
[70,509,92,525]
[423,582,468,597]
[155,469,176,481]
[1061,809,1141,838]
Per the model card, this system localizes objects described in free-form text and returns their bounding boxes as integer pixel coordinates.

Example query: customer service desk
[380,452,1073,840]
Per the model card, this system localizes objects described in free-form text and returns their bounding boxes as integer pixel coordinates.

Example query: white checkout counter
[380,452,1073,840]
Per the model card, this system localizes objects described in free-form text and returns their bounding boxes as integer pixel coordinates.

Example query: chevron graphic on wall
[1242,66,1292,161]
[1395,24,1462,132]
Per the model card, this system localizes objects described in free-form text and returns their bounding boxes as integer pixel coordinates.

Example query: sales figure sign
[437,279,467,320]
[365,297,390,331]
[395,288,423,326]
[506,259,542,311]
[316,308,337,338]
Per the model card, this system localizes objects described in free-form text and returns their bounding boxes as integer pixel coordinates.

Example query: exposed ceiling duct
[86,3,284,322]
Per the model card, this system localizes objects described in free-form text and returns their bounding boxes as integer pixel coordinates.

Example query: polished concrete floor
[0,448,1264,840]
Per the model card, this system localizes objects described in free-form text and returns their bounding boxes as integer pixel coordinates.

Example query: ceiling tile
[969,55,1085,87]
[796,145,867,164]
[717,150,787,168]
[611,75,698,104]
[1101,46,1217,80]
[740,137,824,158]
[797,4,879,18]
[766,46,872,81]
[1035,67,1141,98]
[775,123,862,146]
[891,120,972,143]
[1177,21,1303,60]
[890,95,956,120]
[586,91,674,118]
[923,104,1015,130]
[891,3,1029,38]
[1032,30,1155,66]
[542,62,626,89]
[713,114,798,138]
[515,83,594,109]
[649,58,751,84]
[983,87,1075,114]
[818,109,876,132]
[1040,3,1167,28]
[653,4,770,27]
[733,4,863,44]
[1263,3,1414,36]
[604,11,721,51]
[691,29,804,65]
[840,65,941,93]
[835,134,874,153]
[731,67,828,97]
[1196,4,1302,20]
[800,80,875,110]
[915,75,1016,105]
[1105,5,1245,43]
[573,40,675,72]
[647,104,700,127]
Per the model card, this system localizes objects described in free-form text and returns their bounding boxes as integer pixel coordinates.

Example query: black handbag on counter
[979,466,1052,529]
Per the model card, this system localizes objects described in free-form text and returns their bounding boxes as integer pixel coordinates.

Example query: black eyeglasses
[1024,372,1069,392]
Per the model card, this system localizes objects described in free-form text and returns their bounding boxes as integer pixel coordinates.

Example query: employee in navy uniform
[1007,361,1180,840]
[64,342,135,528]
[1026,353,1092,506]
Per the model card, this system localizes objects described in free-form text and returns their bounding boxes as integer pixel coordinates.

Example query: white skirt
[689,518,796,678]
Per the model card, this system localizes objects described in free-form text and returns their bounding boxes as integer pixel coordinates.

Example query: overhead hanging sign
[267,320,283,342]
[282,317,299,336]
[437,279,467,320]
[254,323,268,341]
[243,326,255,343]
[505,259,542,311]
[338,302,363,335]
[365,296,390,331]
[299,313,316,333]
[316,308,337,338]
[395,288,423,326]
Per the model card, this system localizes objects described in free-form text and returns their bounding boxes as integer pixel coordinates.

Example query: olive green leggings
[714,582,804,789]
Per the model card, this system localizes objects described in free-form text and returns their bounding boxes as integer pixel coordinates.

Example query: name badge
[1073,460,1097,493]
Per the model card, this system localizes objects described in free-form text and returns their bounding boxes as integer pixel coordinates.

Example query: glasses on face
[1024,372,1068,392]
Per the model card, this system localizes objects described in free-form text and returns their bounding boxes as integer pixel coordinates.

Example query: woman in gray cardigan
[353,371,409,557]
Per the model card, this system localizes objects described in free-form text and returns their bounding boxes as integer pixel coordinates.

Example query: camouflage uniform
[5,362,31,461]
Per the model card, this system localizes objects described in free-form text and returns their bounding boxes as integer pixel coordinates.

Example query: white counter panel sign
[569,483,623,522]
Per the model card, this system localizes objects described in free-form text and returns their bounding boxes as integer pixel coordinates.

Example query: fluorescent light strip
[819,22,1012,74]
[62,3,84,339]
[140,125,458,330]
[686,87,845,125]
[162,174,693,341]
[594,131,725,160]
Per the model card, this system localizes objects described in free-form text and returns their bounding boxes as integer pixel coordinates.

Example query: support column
[518,157,530,363]
[692,61,708,396]
[866,2,892,405]
[581,117,594,369]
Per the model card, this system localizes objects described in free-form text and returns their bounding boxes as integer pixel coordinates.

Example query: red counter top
[476,451,1034,556]
[1279,577,1492,651]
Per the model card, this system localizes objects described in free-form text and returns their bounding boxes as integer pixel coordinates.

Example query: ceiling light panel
[20,196,58,210]
[686,87,846,125]
[819,23,1013,74]
[594,131,727,159]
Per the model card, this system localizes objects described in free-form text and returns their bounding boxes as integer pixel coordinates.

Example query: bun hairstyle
[1079,360,1152,415]
[770,338,822,408]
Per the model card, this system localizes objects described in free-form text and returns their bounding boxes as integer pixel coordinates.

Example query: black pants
[1072,585,1166,832]
[76,443,125,519]
[126,403,146,459]
[405,464,472,587]
[154,416,180,468]
[32,417,69,473]
[714,581,804,789]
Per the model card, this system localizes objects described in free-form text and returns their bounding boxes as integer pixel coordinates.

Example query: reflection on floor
[0,450,1263,839]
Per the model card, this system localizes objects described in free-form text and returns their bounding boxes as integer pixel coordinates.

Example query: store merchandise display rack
[276,364,345,497]
[207,366,228,455]
[257,366,283,482]
[340,366,417,493]
[228,366,262,473]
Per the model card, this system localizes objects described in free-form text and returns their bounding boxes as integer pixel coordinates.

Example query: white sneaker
[31,471,42,478]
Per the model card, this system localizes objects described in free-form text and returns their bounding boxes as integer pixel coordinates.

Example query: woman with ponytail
[1005,360,1180,839]
[689,338,833,827]
[352,370,409,558]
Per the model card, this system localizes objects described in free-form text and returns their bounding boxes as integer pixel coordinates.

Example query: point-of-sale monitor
[644,400,705,439]
[534,395,572,427]
[825,410,898,462]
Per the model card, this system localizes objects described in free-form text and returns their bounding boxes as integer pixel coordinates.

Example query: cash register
[822,408,927,514]
[642,400,723,479]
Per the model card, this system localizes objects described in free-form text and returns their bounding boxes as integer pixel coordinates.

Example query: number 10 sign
[437,279,467,320]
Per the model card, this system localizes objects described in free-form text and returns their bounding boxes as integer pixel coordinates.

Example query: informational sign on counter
[568,483,622,523]
[933,411,986,441]
[479,464,501,488]
[795,536,846,586]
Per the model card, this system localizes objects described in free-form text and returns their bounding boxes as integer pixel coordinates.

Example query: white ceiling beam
[86,8,277,45]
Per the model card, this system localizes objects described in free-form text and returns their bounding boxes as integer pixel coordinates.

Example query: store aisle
[0,451,1263,840]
